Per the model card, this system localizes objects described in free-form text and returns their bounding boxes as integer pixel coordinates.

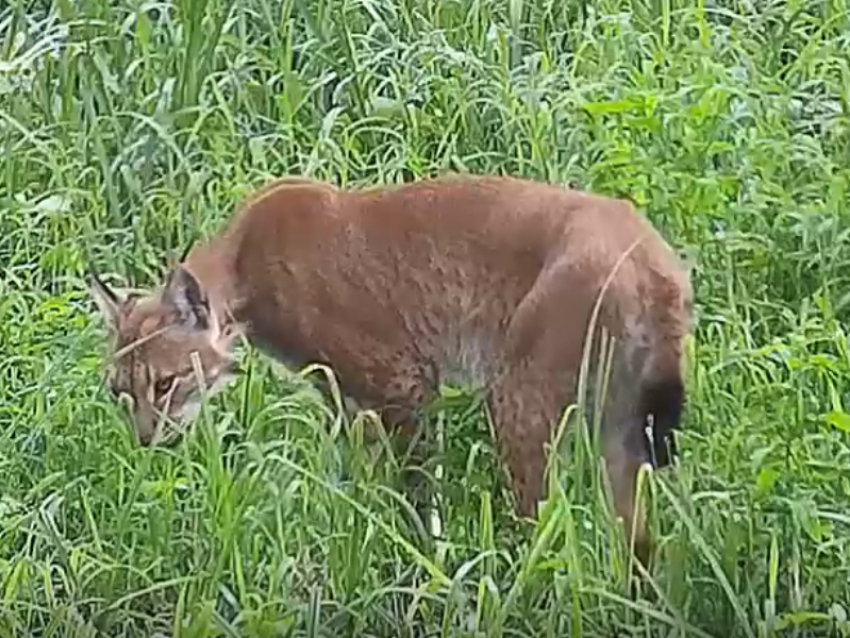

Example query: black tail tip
[640,379,684,468]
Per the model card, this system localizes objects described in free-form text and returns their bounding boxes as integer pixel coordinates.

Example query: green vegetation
[2,0,850,635]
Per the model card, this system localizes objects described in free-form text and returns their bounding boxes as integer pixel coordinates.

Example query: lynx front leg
[393,407,439,536]
[366,398,445,547]
[348,363,440,542]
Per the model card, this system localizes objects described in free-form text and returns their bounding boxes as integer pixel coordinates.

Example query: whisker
[113,326,170,361]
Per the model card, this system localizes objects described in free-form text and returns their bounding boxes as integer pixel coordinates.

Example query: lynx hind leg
[486,372,562,519]
[486,259,596,518]
[486,257,652,561]
[487,364,655,570]
[602,424,653,568]
[605,360,687,571]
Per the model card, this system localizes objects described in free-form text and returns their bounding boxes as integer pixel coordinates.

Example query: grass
[2,0,850,635]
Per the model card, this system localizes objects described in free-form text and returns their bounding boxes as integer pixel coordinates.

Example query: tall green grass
[2,0,850,635]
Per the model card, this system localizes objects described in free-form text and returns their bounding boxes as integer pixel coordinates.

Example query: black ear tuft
[88,269,120,305]
[87,268,124,329]
[163,267,210,330]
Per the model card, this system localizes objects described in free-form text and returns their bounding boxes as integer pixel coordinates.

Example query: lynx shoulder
[88,172,693,566]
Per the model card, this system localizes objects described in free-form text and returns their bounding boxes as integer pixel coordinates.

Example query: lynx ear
[163,266,210,330]
[88,270,125,330]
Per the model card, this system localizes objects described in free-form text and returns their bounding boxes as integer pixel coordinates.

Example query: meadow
[2,0,850,635]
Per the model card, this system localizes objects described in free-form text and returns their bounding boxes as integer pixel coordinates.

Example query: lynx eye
[154,375,176,396]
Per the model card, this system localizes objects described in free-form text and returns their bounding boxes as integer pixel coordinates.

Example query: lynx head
[88,266,242,446]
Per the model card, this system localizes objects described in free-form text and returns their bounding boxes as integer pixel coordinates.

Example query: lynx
[88,173,693,566]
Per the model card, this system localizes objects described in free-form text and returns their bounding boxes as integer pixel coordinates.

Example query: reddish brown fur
[89,173,693,567]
